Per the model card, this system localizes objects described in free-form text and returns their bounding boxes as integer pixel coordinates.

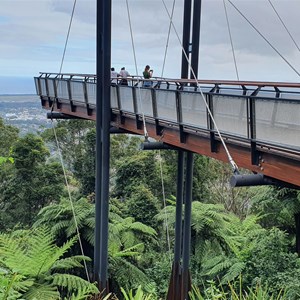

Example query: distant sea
[0,94,51,135]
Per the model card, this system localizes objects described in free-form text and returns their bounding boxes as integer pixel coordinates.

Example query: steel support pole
[167,151,185,300]
[190,0,202,79]
[94,0,103,286]
[174,150,185,296]
[95,0,111,293]
[100,0,112,290]
[181,0,192,79]
[182,151,194,299]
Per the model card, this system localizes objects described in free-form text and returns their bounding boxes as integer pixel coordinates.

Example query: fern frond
[68,286,101,300]
[52,273,99,293]
[22,283,59,300]
[51,256,90,271]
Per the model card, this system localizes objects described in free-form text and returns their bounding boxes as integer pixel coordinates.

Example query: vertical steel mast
[94,0,111,293]
[167,1,202,299]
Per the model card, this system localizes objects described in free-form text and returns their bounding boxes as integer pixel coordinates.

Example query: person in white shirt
[111,67,119,85]
[119,67,130,85]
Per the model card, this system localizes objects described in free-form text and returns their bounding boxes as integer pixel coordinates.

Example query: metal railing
[35,73,300,153]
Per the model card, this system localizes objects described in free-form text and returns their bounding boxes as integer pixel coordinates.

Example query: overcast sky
[1,0,300,93]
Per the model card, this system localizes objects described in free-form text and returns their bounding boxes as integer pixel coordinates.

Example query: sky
[1,0,300,93]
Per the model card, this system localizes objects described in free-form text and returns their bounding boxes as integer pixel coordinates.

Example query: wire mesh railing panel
[155,90,177,122]
[255,99,300,149]
[70,81,85,103]
[34,78,40,95]
[46,79,55,97]
[111,86,118,109]
[136,88,153,117]
[39,78,47,96]
[86,82,96,105]
[212,95,248,137]
[56,80,69,100]
[181,92,207,128]
[119,86,135,113]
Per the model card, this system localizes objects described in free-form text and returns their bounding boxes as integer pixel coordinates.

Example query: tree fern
[51,256,89,271]
[52,273,98,293]
[22,284,59,300]
[0,227,98,299]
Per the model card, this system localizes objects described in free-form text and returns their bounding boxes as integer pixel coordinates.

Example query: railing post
[249,89,259,165]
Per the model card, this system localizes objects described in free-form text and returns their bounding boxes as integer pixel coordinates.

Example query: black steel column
[95,0,111,293]
[190,0,202,79]
[181,152,194,299]
[181,0,192,79]
[174,151,185,265]
[167,151,185,300]
[94,0,103,285]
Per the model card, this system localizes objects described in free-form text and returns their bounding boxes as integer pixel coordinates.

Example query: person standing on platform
[111,67,119,85]
[143,65,153,87]
[119,67,130,86]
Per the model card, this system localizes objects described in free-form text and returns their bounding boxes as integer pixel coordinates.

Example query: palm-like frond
[68,287,106,300]
[22,283,59,300]
[110,257,150,290]
[51,256,90,271]
[52,273,98,293]
[0,272,34,300]
[0,227,97,299]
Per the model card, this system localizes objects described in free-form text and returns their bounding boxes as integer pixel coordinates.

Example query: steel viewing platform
[34,73,300,188]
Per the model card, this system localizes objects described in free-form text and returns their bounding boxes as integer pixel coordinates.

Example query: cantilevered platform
[35,73,300,187]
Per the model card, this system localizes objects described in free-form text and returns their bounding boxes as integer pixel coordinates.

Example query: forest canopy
[0,117,300,299]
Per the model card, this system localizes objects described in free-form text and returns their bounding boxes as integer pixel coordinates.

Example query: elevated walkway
[34,73,300,187]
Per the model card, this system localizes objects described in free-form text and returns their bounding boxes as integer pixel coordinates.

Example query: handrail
[37,72,300,89]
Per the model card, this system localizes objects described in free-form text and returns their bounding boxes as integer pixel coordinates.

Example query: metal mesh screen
[136,88,153,117]
[213,95,248,137]
[70,81,85,103]
[86,83,96,105]
[40,78,47,96]
[111,86,118,109]
[46,79,55,97]
[181,92,207,128]
[119,86,134,112]
[56,80,69,100]
[255,99,300,149]
[156,90,177,122]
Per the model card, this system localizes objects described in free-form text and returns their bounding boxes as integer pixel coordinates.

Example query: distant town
[0,94,51,135]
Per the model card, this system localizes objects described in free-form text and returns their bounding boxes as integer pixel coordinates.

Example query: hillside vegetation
[0,117,300,299]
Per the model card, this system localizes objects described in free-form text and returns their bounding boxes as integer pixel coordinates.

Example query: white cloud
[0,0,300,84]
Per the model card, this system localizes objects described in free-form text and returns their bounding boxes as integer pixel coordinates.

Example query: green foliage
[42,120,96,195]
[189,281,286,300]
[0,134,64,230]
[244,227,300,298]
[35,197,94,245]
[126,185,161,229]
[0,117,19,157]
[201,215,264,285]
[121,285,155,300]
[0,156,14,166]
[109,214,157,291]
[251,186,299,230]
[35,196,156,293]
[110,134,142,168]
[144,252,171,298]
[114,151,161,199]
[0,227,98,299]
